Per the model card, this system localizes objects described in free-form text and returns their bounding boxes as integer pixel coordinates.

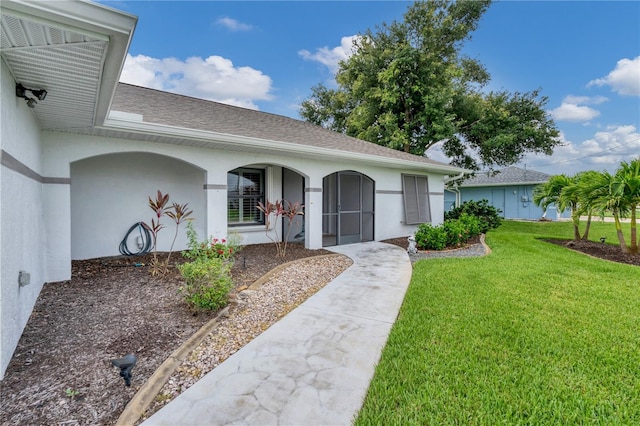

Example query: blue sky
[103,0,639,176]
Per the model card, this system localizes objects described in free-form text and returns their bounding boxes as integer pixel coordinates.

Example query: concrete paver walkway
[143,241,412,426]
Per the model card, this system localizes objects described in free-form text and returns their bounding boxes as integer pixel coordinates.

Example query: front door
[492,189,506,218]
[322,171,374,246]
[338,172,362,244]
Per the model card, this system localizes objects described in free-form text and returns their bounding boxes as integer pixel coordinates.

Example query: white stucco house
[0,0,466,378]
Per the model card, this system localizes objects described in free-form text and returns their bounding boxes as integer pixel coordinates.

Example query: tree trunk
[581,213,592,240]
[571,209,581,241]
[614,214,630,253]
[630,205,637,254]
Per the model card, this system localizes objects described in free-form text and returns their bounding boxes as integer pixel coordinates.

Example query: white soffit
[0,0,136,130]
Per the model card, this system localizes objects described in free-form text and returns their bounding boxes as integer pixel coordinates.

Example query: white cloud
[521,125,640,175]
[550,101,600,122]
[120,53,273,109]
[587,56,640,96]
[298,35,360,74]
[216,17,253,31]
[563,95,608,105]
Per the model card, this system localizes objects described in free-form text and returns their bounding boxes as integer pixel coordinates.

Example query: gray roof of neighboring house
[460,166,551,187]
[107,83,461,171]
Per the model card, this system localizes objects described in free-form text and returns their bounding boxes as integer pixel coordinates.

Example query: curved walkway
[142,241,413,425]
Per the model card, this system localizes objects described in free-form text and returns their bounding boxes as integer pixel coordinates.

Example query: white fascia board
[3,1,138,126]
[461,181,547,188]
[101,117,467,175]
[2,0,137,36]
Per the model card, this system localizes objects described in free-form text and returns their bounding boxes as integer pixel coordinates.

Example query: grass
[356,220,640,425]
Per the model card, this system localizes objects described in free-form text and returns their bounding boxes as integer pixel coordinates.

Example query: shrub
[182,221,241,262]
[457,213,482,238]
[415,223,448,250]
[445,200,502,233]
[443,218,467,248]
[415,214,483,251]
[177,257,233,311]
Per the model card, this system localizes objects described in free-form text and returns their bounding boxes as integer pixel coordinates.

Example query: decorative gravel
[409,241,487,262]
[382,235,489,263]
[139,254,353,422]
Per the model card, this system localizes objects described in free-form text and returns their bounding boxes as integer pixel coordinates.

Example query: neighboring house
[0,0,466,378]
[445,166,553,220]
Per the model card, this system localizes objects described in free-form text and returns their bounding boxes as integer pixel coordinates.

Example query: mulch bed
[1,238,635,425]
[0,243,331,426]
[545,239,640,267]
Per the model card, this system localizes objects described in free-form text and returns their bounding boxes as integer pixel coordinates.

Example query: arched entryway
[322,171,374,246]
[70,152,206,259]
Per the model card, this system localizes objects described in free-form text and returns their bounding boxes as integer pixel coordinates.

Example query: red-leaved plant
[256,199,304,258]
[144,191,193,276]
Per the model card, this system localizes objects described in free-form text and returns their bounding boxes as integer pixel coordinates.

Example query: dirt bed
[545,238,640,267]
[0,243,332,426]
[1,238,635,426]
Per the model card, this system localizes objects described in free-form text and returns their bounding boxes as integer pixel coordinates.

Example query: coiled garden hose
[119,222,152,256]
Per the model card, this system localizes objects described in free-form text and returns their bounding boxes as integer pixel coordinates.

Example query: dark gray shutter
[402,174,431,224]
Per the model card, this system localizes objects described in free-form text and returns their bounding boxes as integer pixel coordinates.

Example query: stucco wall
[70,152,207,259]
[458,185,546,220]
[0,61,48,379]
[2,115,450,378]
[43,132,448,255]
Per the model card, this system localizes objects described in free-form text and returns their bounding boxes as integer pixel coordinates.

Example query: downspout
[444,171,466,208]
[444,171,465,184]
[444,187,461,209]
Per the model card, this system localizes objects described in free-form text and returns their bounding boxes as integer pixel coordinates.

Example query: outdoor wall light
[111,353,137,386]
[16,83,47,108]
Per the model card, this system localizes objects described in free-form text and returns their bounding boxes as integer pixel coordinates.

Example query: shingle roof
[109,83,461,171]
[461,166,551,187]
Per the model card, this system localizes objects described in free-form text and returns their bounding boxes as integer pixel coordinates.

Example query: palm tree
[533,174,565,216]
[587,170,630,253]
[574,170,601,240]
[615,158,640,253]
[533,174,581,240]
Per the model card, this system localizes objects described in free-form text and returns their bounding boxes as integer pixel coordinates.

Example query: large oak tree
[299,0,561,171]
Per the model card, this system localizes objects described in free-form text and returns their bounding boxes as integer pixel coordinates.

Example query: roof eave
[101,116,468,175]
[1,0,137,127]
[461,181,547,188]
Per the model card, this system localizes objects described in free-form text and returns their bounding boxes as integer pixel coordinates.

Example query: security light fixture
[16,83,47,108]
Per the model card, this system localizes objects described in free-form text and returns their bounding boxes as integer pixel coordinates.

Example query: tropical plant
[163,201,194,274]
[256,199,304,258]
[146,191,169,255]
[143,190,194,276]
[533,174,582,240]
[444,199,501,233]
[615,158,640,253]
[538,160,640,253]
[578,170,629,253]
[574,170,601,240]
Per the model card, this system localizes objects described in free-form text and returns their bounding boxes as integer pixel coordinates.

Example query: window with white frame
[227,168,265,226]
[402,174,431,224]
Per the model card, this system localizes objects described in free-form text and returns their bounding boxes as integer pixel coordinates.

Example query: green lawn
[356,220,639,425]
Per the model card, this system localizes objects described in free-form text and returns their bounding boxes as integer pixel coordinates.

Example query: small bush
[415,214,483,251]
[457,213,482,238]
[443,219,467,248]
[445,199,502,234]
[182,221,241,262]
[177,257,233,311]
[415,223,448,250]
